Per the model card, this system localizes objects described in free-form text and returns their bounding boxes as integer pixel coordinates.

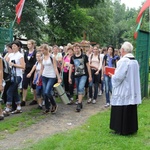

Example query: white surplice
[111,53,142,106]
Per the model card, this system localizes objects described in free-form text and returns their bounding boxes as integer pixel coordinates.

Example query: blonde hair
[40,44,50,52]
[28,39,36,48]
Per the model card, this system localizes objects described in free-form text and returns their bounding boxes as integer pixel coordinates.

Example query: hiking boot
[76,103,82,112]
[29,100,37,105]
[21,101,26,107]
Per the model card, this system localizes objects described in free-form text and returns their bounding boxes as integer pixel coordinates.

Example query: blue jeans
[89,70,100,100]
[7,76,22,105]
[42,76,56,110]
[36,86,43,98]
[104,75,112,104]
[75,75,87,95]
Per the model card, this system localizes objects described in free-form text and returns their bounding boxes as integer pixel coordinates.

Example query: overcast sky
[121,0,144,9]
[38,0,144,9]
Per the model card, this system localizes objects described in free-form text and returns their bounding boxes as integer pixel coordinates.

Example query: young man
[69,43,92,112]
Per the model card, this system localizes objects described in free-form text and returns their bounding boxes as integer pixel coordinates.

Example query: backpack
[90,53,100,63]
[50,56,53,64]
[0,57,12,82]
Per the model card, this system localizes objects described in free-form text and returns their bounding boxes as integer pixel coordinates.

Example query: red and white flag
[16,0,25,24]
[136,0,150,23]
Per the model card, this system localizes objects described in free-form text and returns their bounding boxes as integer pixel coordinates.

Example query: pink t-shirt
[63,55,70,73]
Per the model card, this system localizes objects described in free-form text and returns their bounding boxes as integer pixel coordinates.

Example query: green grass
[0,108,46,139]
[0,87,63,139]
[24,99,150,150]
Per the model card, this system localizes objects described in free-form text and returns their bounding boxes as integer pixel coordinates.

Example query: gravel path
[0,95,106,150]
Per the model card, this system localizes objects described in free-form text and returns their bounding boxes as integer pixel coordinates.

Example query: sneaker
[104,103,110,108]
[29,100,37,105]
[21,101,26,107]
[70,97,74,101]
[92,99,96,104]
[51,105,58,114]
[98,90,102,96]
[87,98,92,104]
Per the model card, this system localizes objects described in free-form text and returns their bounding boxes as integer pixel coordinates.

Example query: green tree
[86,0,113,46]
[0,0,45,44]
[45,0,105,45]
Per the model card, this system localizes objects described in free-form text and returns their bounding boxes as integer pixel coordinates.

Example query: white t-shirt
[42,57,56,78]
[8,51,24,78]
[52,53,62,61]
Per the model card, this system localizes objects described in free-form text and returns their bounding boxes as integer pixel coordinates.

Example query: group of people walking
[0,40,141,136]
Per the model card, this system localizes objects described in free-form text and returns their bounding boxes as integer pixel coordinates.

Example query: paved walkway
[0,95,107,150]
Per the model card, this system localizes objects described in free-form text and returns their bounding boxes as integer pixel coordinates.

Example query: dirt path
[0,95,106,150]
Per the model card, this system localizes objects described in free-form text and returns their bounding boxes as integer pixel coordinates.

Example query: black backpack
[0,57,12,82]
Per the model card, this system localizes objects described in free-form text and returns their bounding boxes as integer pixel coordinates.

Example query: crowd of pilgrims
[0,39,120,116]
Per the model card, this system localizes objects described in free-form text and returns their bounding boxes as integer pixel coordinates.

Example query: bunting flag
[136,0,150,23]
[16,0,25,24]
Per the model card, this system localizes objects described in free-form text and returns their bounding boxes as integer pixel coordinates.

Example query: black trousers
[110,105,138,135]
[63,72,75,97]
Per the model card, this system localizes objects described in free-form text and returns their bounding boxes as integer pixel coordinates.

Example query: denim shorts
[75,75,87,95]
